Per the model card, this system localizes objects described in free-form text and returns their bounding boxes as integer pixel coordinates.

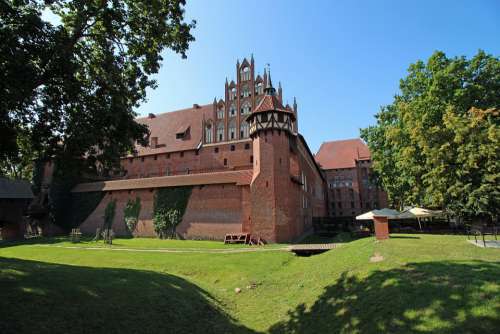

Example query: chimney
[148,113,156,119]
[193,103,200,109]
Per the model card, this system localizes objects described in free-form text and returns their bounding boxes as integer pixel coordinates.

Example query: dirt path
[33,244,290,254]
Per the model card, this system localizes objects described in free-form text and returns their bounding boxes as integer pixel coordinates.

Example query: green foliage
[104,199,117,230]
[124,197,141,234]
[153,187,191,238]
[0,0,195,175]
[361,50,500,219]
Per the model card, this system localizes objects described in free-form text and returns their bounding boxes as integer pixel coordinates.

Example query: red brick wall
[324,159,388,218]
[79,185,246,240]
[177,184,246,240]
[121,140,253,178]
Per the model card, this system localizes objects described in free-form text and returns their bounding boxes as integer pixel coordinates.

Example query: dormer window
[176,125,190,140]
[240,66,250,81]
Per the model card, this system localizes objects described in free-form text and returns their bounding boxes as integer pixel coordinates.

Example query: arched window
[217,107,224,119]
[229,120,236,140]
[241,85,250,98]
[217,122,224,142]
[255,82,263,95]
[229,103,236,117]
[240,122,249,138]
[230,87,237,100]
[205,123,212,143]
[240,66,250,81]
[240,101,251,115]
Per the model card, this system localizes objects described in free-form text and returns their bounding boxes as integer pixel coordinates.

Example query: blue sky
[107,1,500,152]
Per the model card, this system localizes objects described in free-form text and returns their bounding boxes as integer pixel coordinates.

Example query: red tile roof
[315,138,371,169]
[133,104,213,156]
[253,94,293,115]
[72,169,253,192]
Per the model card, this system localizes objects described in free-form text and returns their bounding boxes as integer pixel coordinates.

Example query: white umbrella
[356,208,401,220]
[398,207,442,230]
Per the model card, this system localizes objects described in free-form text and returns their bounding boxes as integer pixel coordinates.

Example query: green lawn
[1,234,499,333]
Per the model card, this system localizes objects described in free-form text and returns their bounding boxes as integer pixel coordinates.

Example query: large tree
[361,50,500,220]
[0,0,195,178]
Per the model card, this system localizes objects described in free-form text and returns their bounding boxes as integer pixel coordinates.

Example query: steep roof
[0,178,34,199]
[253,94,293,116]
[72,169,253,192]
[133,104,212,156]
[315,138,371,169]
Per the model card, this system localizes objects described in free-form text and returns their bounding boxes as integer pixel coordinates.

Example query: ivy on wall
[124,197,141,234]
[153,187,192,238]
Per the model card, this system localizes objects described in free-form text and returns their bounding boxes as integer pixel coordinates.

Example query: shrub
[152,187,191,239]
[153,208,181,239]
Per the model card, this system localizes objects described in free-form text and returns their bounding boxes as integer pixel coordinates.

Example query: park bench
[224,233,250,244]
[467,225,498,247]
[69,228,82,243]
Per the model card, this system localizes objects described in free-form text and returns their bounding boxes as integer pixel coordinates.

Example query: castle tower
[246,72,297,242]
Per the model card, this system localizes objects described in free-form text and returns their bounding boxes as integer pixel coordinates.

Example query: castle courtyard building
[73,57,328,242]
[315,138,388,219]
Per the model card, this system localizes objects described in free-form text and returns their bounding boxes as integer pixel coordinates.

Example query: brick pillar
[373,216,389,240]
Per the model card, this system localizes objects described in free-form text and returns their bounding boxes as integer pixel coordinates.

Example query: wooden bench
[224,233,250,244]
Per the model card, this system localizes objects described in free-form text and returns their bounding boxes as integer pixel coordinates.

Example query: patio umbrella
[356,208,401,220]
[398,207,442,230]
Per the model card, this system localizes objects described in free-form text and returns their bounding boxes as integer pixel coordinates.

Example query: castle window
[224,158,227,166]
[230,87,237,100]
[180,152,184,157]
[229,120,236,140]
[217,108,224,119]
[241,85,250,98]
[229,103,236,117]
[240,66,250,81]
[165,167,170,176]
[154,155,157,160]
[205,123,212,143]
[230,145,235,151]
[166,153,170,159]
[241,101,251,115]
[250,155,253,163]
[214,147,219,153]
[141,157,145,162]
[244,143,250,150]
[240,122,249,138]
[217,122,225,142]
[255,82,263,95]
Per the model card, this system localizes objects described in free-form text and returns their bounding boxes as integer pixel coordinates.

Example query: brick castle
[73,56,386,242]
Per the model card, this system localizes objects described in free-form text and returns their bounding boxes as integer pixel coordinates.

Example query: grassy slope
[0,234,499,333]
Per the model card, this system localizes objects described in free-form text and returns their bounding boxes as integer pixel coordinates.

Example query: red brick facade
[315,139,388,219]
[76,57,328,242]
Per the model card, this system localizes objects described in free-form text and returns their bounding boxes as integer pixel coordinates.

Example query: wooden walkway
[287,243,339,256]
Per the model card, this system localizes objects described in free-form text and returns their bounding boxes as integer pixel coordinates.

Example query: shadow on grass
[269,261,500,334]
[0,257,257,334]
[0,237,66,249]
